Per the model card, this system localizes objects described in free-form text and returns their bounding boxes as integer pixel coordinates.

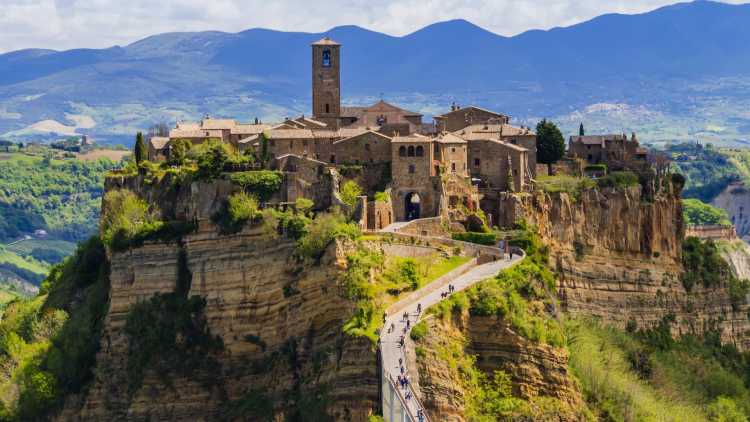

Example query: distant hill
[2,0,750,144]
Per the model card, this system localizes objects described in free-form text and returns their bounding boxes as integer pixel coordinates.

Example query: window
[289,141,293,149]
[408,146,415,157]
[330,155,336,163]
[451,162,456,172]
[325,103,330,114]
[322,49,331,67]
[399,146,406,157]
[408,164,415,174]
[474,158,480,167]
[415,145,424,157]
[451,147,455,153]
[365,143,370,151]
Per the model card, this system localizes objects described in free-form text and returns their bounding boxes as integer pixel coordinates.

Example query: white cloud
[0,0,746,53]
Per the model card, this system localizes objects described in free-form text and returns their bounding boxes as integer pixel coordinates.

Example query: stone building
[568,133,648,169]
[311,38,341,128]
[434,105,509,133]
[390,134,440,221]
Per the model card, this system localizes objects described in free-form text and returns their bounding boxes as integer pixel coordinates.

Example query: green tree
[340,180,363,208]
[683,198,731,226]
[169,139,191,166]
[134,132,147,165]
[536,119,566,174]
[579,122,585,136]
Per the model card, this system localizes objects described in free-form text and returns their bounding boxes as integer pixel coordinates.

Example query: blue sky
[0,0,745,53]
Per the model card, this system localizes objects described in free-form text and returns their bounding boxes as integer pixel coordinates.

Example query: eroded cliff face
[57,222,378,421]
[416,312,584,421]
[509,185,750,350]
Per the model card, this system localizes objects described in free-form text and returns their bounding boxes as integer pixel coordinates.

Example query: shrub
[340,180,363,208]
[452,232,497,246]
[596,171,639,189]
[124,293,223,395]
[193,140,231,181]
[100,189,160,247]
[374,191,390,203]
[707,397,747,422]
[297,212,360,258]
[410,321,429,341]
[681,237,732,291]
[230,170,283,201]
[228,192,261,224]
[295,197,314,215]
[683,198,732,226]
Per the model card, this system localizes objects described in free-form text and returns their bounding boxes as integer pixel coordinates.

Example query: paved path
[380,244,524,420]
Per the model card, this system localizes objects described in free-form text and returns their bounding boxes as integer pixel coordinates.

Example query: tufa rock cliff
[56,176,378,421]
[415,312,585,421]
[503,185,750,351]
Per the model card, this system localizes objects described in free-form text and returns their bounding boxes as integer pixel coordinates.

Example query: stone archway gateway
[405,192,421,221]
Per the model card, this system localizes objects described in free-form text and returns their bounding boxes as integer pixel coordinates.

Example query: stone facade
[391,135,440,221]
[332,130,392,164]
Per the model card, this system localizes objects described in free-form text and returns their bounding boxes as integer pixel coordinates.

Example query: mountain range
[2,0,750,145]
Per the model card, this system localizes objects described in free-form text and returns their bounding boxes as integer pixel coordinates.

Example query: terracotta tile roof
[570,135,627,145]
[169,129,224,139]
[456,124,534,140]
[175,121,200,131]
[296,117,328,128]
[201,119,237,130]
[231,124,270,135]
[264,128,315,139]
[312,37,340,46]
[332,130,391,145]
[392,133,431,143]
[341,106,367,119]
[435,105,509,120]
[149,136,170,149]
[467,137,528,152]
[437,133,466,144]
[363,100,422,117]
[237,134,260,144]
[276,153,328,165]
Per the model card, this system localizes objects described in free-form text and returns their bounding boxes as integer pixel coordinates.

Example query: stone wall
[685,224,737,241]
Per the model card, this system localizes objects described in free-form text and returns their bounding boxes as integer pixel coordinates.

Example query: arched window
[322,49,331,67]
[451,162,456,172]
[408,146,415,157]
[325,104,330,114]
[415,145,424,157]
[408,164,415,174]
[399,146,406,157]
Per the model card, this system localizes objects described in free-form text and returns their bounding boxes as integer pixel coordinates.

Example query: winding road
[378,223,525,421]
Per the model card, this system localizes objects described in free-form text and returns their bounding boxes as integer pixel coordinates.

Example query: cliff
[415,312,585,421]
[713,181,750,241]
[504,185,750,351]
[55,176,379,420]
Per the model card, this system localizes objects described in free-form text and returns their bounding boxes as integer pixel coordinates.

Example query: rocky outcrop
[56,222,379,421]
[713,181,750,241]
[416,312,584,421]
[505,185,750,351]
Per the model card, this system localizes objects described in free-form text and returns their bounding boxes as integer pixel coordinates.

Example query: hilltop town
[146,37,649,232]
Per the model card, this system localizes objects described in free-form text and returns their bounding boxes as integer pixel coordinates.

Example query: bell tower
[311,37,341,127]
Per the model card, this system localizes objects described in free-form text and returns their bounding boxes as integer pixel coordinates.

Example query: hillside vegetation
[0,148,121,297]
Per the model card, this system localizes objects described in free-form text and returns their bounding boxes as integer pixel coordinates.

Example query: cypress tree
[134,132,147,164]
[579,122,585,136]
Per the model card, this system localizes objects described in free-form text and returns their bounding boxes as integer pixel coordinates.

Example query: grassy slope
[568,319,750,421]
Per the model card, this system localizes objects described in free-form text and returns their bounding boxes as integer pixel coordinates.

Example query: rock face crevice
[506,185,750,350]
[57,224,379,421]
